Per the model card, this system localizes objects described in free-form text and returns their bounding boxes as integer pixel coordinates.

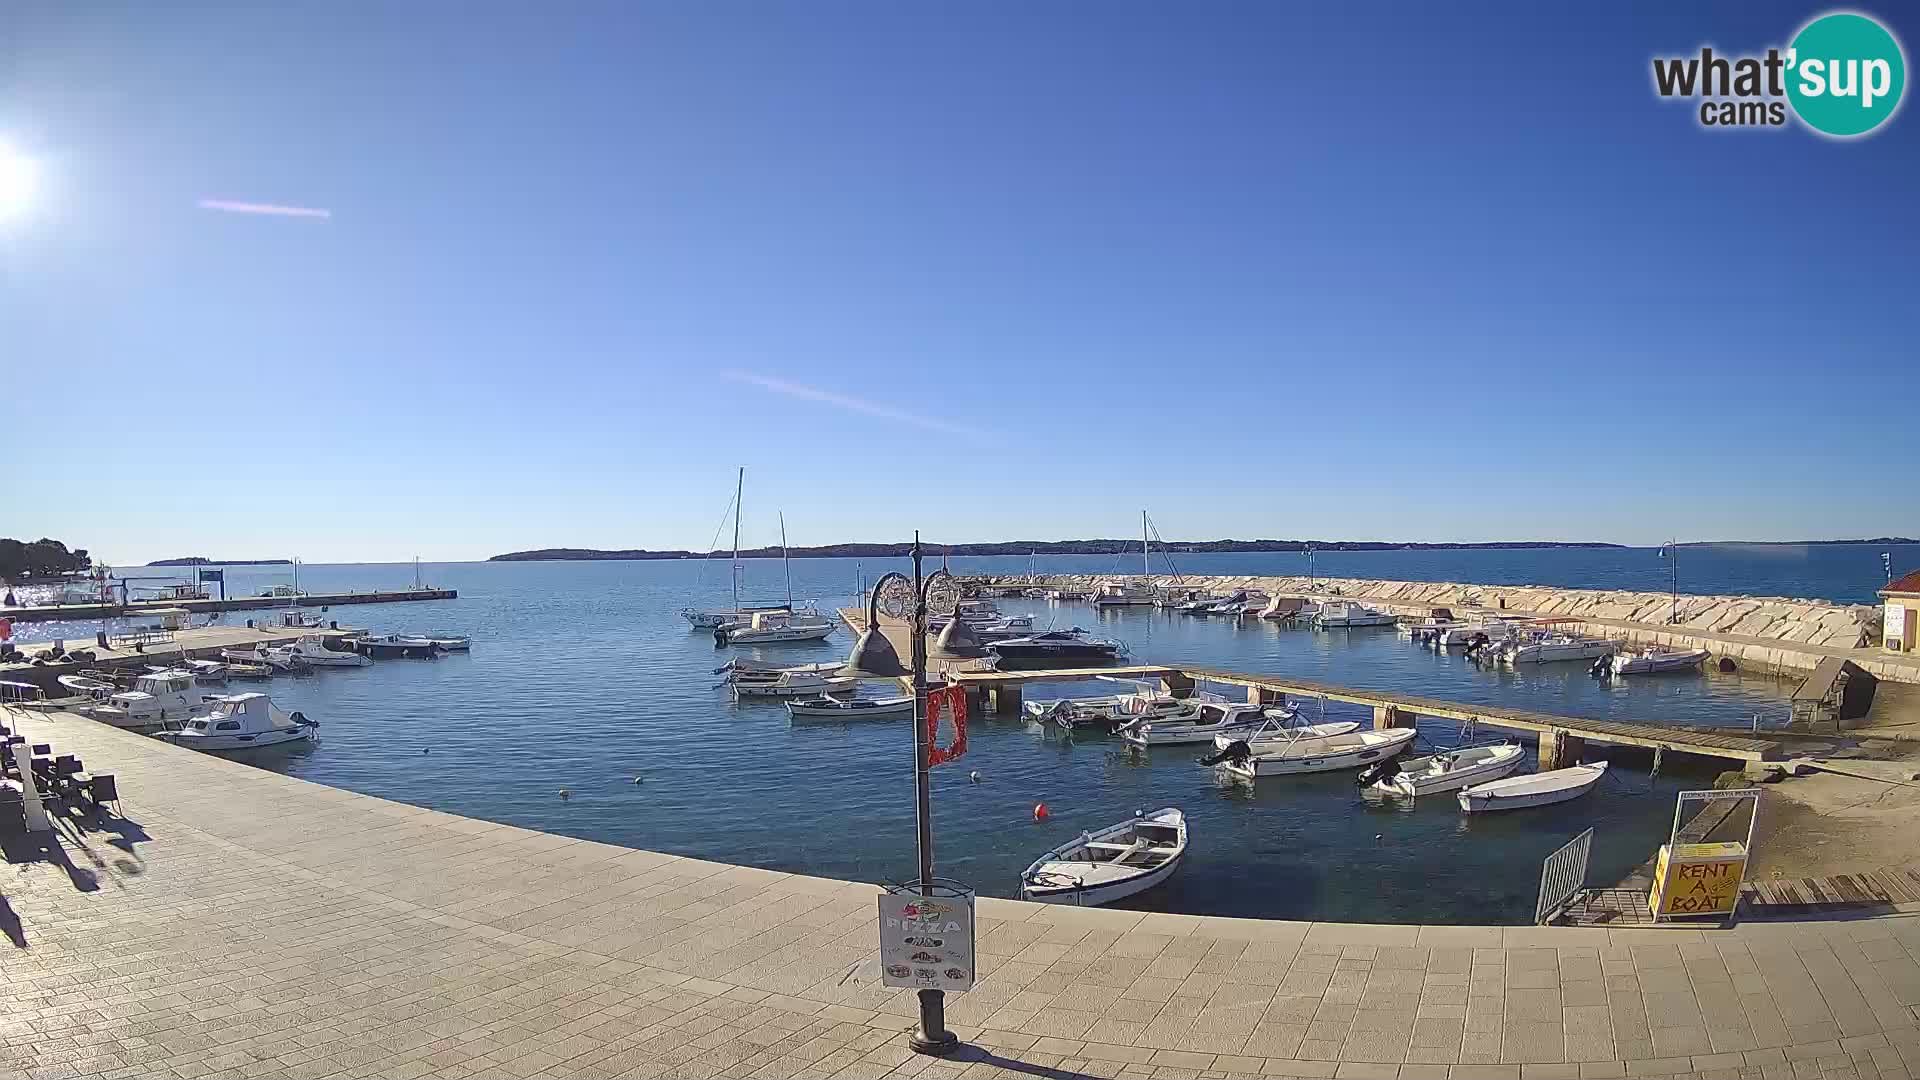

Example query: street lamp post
[841,533,960,1057]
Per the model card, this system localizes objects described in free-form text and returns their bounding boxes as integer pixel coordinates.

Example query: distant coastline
[146,557,296,566]
[490,539,1629,562]
[490,537,1918,563]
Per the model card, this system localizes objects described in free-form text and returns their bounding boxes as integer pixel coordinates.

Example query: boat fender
[559,789,571,799]
[968,771,982,784]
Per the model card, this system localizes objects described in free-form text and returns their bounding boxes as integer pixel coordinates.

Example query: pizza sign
[878,892,974,992]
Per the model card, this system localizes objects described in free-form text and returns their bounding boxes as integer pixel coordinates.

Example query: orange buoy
[1032,802,1049,821]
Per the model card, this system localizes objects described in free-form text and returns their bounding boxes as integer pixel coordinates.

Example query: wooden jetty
[1,621,379,696]
[839,608,1781,769]
[0,587,456,624]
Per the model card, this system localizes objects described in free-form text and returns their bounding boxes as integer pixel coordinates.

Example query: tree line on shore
[0,538,91,580]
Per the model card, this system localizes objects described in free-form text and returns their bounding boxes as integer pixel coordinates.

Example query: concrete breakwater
[970,573,1914,683]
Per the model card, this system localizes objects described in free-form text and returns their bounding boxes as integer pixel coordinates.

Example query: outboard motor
[1356,757,1402,787]
[1590,655,1612,679]
[713,627,729,647]
[1197,739,1253,767]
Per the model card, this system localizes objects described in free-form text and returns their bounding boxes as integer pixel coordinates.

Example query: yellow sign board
[1649,842,1747,917]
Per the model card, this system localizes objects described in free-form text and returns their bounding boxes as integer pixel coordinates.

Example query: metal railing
[1535,827,1595,925]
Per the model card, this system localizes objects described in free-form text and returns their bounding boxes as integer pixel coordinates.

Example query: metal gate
[1535,827,1594,925]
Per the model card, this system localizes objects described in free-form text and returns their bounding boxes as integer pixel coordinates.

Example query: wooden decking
[837,609,1782,765]
[1744,867,1920,910]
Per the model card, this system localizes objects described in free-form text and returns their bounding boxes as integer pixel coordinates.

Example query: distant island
[147,557,296,566]
[491,539,1629,562]
[1677,538,1917,547]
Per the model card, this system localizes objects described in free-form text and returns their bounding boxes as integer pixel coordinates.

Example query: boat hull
[1021,850,1183,905]
[1376,744,1526,797]
[1222,728,1417,777]
[1458,762,1608,812]
[155,728,313,752]
[1611,650,1709,674]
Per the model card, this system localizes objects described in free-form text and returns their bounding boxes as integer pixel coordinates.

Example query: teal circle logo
[1787,12,1907,137]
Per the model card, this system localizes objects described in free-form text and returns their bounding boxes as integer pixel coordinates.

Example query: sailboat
[1090,511,1158,607]
[714,512,834,645]
[681,468,820,629]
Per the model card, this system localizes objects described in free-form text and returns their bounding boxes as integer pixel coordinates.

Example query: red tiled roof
[1885,569,1920,597]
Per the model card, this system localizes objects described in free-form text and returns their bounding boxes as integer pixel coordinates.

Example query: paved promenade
[7,710,1920,1080]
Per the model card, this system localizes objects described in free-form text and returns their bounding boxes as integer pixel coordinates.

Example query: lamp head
[842,627,910,679]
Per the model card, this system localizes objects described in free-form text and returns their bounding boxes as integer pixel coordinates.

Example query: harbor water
[15,546,1909,923]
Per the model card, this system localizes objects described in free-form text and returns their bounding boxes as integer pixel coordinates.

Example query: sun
[0,143,39,223]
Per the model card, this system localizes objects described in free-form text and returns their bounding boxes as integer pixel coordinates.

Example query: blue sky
[3,2,1915,564]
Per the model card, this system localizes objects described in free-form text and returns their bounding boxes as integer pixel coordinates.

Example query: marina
[6,554,1895,932]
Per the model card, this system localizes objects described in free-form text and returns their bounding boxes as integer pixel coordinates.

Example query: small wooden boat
[1361,743,1526,797]
[1216,726,1417,778]
[1020,808,1186,906]
[1457,761,1608,813]
[224,660,275,680]
[786,696,913,722]
[1603,647,1709,675]
[424,632,471,651]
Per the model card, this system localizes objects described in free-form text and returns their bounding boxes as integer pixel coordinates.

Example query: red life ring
[926,684,968,766]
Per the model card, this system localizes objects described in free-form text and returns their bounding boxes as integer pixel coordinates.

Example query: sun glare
[0,143,40,223]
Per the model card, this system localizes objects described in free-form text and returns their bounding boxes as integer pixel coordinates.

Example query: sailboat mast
[731,467,744,612]
[781,512,792,607]
[1142,510,1149,579]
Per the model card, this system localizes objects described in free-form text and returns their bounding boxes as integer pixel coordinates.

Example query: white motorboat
[222,646,312,673]
[731,669,855,698]
[185,659,229,684]
[1260,596,1311,621]
[684,604,817,630]
[287,636,373,668]
[82,669,215,732]
[1045,587,1089,601]
[1208,715,1355,752]
[1362,742,1526,797]
[786,696,914,722]
[356,635,441,659]
[1434,616,1530,647]
[155,693,319,752]
[1503,634,1615,664]
[1090,581,1156,608]
[721,658,846,677]
[1604,647,1710,675]
[716,609,835,645]
[1020,807,1186,906]
[1028,691,1220,732]
[1216,726,1417,778]
[1313,600,1397,628]
[224,659,274,680]
[424,632,471,651]
[1118,702,1269,747]
[1458,761,1608,812]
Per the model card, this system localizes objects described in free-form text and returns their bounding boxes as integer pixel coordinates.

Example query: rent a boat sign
[879,893,975,992]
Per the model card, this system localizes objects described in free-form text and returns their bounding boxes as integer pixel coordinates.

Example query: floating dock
[839,607,1781,768]
[0,586,456,623]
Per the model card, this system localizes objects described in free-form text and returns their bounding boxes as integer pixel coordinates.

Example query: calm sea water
[15,545,1911,923]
